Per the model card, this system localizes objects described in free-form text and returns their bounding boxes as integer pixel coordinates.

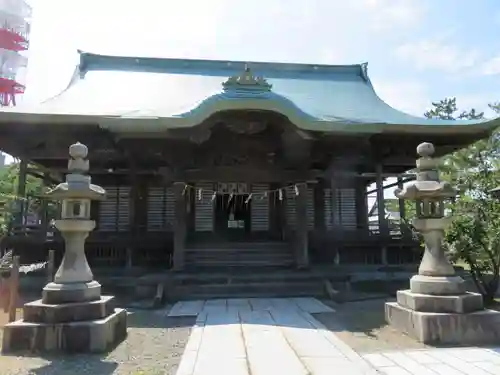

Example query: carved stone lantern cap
[69,141,88,159]
[394,142,457,201]
[44,142,106,201]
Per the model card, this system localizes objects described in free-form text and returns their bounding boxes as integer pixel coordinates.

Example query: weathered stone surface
[410,274,466,295]
[42,280,101,304]
[385,302,500,345]
[1,308,127,353]
[396,290,483,313]
[23,295,116,324]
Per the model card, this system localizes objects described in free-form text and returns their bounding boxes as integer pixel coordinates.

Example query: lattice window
[195,182,214,232]
[98,186,131,232]
[324,187,357,230]
[250,183,269,231]
[324,188,333,230]
[146,186,175,231]
[336,188,357,230]
[285,184,314,230]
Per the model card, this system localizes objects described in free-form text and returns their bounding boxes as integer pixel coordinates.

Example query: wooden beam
[26,165,63,184]
[181,167,321,182]
[365,176,415,195]
[360,172,415,178]
[26,168,61,185]
[48,167,156,175]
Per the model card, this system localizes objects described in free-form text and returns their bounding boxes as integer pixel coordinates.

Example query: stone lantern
[385,142,500,345]
[42,141,105,303]
[2,142,127,354]
[397,142,459,289]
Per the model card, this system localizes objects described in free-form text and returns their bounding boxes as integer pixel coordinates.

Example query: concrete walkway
[364,348,500,375]
[167,298,378,375]
[166,298,500,375]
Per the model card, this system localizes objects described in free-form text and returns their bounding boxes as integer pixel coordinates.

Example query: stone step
[175,271,343,284]
[186,241,289,250]
[185,241,295,268]
[185,249,291,256]
[185,248,291,255]
[184,259,295,267]
[185,253,293,261]
[175,281,326,300]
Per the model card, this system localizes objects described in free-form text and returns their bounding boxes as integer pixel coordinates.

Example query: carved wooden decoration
[225,120,267,135]
[222,65,272,93]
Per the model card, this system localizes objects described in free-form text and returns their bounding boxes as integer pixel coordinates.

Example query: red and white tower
[0,0,30,107]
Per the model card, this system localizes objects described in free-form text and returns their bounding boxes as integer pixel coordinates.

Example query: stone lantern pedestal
[385,142,500,345]
[1,142,127,354]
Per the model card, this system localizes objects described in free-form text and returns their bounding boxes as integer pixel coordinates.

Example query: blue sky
[23,0,500,118]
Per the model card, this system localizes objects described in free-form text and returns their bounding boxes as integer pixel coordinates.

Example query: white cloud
[394,38,480,73]
[479,56,500,76]
[371,79,429,116]
[360,0,427,31]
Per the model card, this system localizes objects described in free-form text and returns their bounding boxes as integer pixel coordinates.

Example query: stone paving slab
[173,298,373,375]
[364,348,500,375]
[172,297,500,375]
[167,297,334,318]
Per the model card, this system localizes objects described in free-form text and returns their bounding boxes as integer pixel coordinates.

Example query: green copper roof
[2,51,499,135]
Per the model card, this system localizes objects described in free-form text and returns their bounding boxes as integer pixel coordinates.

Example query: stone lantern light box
[46,142,106,215]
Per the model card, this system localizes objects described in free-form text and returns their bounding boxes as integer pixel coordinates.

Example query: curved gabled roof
[2,51,499,135]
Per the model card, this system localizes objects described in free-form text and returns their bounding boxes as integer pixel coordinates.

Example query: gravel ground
[0,307,195,375]
[314,297,429,354]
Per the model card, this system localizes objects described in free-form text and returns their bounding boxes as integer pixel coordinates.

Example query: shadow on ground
[317,297,390,336]
[316,297,500,353]
[27,356,118,375]
[126,308,195,329]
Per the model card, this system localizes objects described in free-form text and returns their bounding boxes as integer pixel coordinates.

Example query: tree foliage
[0,161,46,234]
[423,98,500,305]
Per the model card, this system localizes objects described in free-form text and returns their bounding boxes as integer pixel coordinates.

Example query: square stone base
[23,296,116,324]
[1,308,127,353]
[396,290,483,313]
[386,302,500,345]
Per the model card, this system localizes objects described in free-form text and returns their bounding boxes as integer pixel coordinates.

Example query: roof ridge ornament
[360,62,369,82]
[222,64,272,93]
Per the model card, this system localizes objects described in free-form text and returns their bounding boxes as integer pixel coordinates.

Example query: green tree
[0,161,46,234]
[424,97,484,121]
[446,161,500,305]
[424,98,500,305]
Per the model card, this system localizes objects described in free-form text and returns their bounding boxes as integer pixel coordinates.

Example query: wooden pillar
[397,176,407,236]
[314,182,325,232]
[127,162,139,269]
[41,173,51,234]
[15,159,27,226]
[375,162,388,265]
[330,179,338,231]
[355,182,368,231]
[172,182,186,270]
[330,179,340,264]
[280,184,289,241]
[295,183,309,268]
[269,182,282,240]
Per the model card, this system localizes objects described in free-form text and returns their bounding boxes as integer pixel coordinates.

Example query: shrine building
[1,51,499,274]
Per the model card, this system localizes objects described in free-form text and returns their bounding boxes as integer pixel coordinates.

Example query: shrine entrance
[214,193,251,241]
[213,183,252,241]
